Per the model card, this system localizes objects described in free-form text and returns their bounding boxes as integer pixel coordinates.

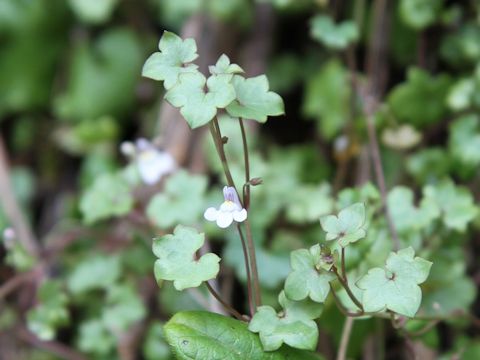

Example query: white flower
[204,186,247,228]
[121,138,176,185]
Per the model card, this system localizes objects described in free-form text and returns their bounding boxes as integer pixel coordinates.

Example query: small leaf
[79,173,134,224]
[357,247,432,317]
[320,203,366,247]
[449,114,480,168]
[68,255,122,294]
[165,72,235,128]
[146,170,207,228]
[152,225,220,290]
[27,281,69,341]
[142,31,199,89]
[164,311,323,359]
[310,15,358,50]
[284,245,335,303]
[209,54,244,75]
[226,75,285,122]
[399,0,443,30]
[249,291,323,351]
[421,179,478,232]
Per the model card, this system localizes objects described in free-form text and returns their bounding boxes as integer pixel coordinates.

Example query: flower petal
[204,207,218,221]
[216,212,233,228]
[233,208,247,222]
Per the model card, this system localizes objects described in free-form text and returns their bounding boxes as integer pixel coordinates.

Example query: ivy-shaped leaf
[249,291,323,351]
[79,173,134,224]
[152,225,220,290]
[165,72,235,128]
[387,186,439,234]
[142,31,199,89]
[357,247,432,317]
[146,170,207,228]
[449,114,480,168]
[320,203,366,247]
[165,311,323,359]
[421,179,478,232]
[209,54,244,75]
[310,15,358,50]
[226,75,285,123]
[284,245,335,303]
[27,281,69,341]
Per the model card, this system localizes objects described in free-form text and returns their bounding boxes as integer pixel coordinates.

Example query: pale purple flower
[121,138,176,185]
[204,186,247,228]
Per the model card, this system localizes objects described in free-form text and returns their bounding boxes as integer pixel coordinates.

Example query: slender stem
[332,266,363,311]
[244,219,262,307]
[341,247,347,283]
[206,282,245,321]
[238,119,251,209]
[330,284,365,318]
[336,317,354,360]
[236,224,255,317]
[365,113,400,251]
[209,120,235,188]
[0,269,37,300]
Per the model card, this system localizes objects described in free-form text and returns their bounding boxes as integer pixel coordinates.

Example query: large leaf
[165,311,323,359]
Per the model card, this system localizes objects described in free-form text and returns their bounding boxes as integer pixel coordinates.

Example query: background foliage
[1,0,480,359]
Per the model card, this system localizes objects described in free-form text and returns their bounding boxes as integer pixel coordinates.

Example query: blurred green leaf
[303,60,350,139]
[143,322,172,360]
[79,172,134,224]
[77,319,115,356]
[286,184,333,224]
[310,15,358,50]
[68,255,121,294]
[320,203,366,247]
[68,0,118,24]
[399,0,443,30]
[448,114,480,168]
[56,28,143,121]
[387,68,451,128]
[27,281,69,341]
[146,170,206,228]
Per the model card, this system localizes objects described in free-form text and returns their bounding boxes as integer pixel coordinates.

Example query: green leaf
[68,255,122,294]
[79,173,134,224]
[302,60,350,139]
[164,311,324,359]
[77,319,115,356]
[448,114,480,168]
[102,284,146,333]
[249,291,323,351]
[27,281,69,341]
[387,186,439,234]
[387,68,451,128]
[310,15,358,50]
[447,78,475,111]
[357,247,432,317]
[421,179,478,232]
[55,28,143,121]
[406,148,450,184]
[399,0,443,30]
[320,203,366,247]
[209,54,244,75]
[165,72,236,128]
[68,0,118,24]
[226,75,285,122]
[143,322,172,360]
[284,245,335,303]
[285,184,333,224]
[152,225,220,290]
[146,170,207,228]
[142,31,199,89]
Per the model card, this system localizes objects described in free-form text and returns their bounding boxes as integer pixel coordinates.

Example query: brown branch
[16,326,88,360]
[0,135,39,257]
[336,317,354,360]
